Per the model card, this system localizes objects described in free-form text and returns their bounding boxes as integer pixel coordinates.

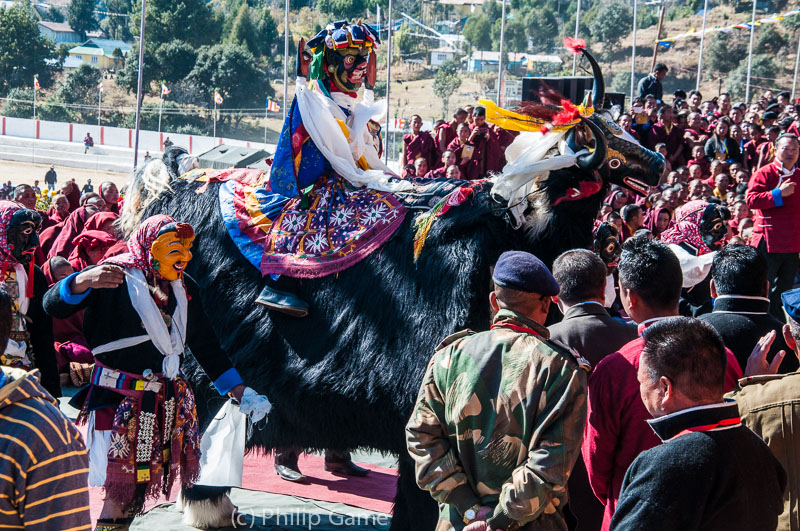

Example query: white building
[430,47,458,66]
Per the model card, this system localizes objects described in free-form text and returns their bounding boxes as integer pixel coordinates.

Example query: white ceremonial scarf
[4,264,30,363]
[294,79,412,193]
[668,244,716,289]
[121,268,187,379]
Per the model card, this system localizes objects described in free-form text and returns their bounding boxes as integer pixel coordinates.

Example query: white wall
[0,115,275,155]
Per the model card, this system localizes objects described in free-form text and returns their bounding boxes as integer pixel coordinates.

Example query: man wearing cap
[726,287,800,530]
[406,250,590,531]
[746,133,800,319]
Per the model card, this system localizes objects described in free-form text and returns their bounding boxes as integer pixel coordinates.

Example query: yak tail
[413,195,448,261]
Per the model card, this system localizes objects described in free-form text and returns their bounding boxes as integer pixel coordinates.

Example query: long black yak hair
[140,160,604,528]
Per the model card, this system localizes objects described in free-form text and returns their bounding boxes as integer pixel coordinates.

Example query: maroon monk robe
[446,137,481,181]
[423,167,447,179]
[47,206,97,260]
[403,131,437,170]
[743,138,765,172]
[469,123,515,176]
[435,121,458,156]
[648,122,684,165]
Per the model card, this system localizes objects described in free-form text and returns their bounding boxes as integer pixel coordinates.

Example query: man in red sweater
[746,133,800,319]
[583,238,744,530]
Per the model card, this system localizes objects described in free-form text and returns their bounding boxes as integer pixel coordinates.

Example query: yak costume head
[299,21,380,95]
[482,39,664,231]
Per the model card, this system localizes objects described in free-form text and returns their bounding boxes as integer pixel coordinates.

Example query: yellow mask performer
[150,223,194,282]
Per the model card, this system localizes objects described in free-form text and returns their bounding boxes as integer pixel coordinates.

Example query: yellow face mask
[150,231,194,281]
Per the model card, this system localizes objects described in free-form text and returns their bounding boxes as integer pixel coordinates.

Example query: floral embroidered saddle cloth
[218,170,407,279]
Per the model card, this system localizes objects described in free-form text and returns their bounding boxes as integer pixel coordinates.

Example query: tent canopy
[198,144,271,169]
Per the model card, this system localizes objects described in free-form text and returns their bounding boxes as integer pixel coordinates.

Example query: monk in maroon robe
[424,150,457,179]
[469,106,514,176]
[402,114,437,170]
[648,106,684,167]
[447,123,481,181]
[435,108,468,156]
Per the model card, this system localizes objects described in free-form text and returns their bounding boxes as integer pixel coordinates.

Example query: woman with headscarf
[643,206,672,239]
[0,201,59,397]
[43,215,271,531]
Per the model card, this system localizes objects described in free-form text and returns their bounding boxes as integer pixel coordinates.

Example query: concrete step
[0,135,141,174]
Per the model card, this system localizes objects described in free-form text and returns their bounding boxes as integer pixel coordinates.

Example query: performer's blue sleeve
[59,272,91,305]
[213,368,244,395]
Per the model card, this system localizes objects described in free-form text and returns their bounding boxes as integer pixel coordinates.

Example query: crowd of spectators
[406,69,800,531]
[401,105,516,181]
[3,177,124,387]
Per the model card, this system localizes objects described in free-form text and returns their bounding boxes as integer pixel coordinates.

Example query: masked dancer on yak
[111,35,667,529]
[43,215,271,531]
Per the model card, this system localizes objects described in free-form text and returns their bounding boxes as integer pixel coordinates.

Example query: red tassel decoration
[26,259,34,298]
[552,99,582,126]
[564,37,586,54]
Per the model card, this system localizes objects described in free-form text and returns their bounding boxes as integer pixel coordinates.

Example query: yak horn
[581,48,605,110]
[576,118,608,171]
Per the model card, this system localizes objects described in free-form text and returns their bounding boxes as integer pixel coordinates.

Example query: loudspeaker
[522,77,593,106]
[521,77,625,110]
[599,91,626,109]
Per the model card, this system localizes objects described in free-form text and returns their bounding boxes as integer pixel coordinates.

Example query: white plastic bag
[196,399,246,487]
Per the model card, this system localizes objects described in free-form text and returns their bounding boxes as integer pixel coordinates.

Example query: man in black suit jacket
[548,249,638,531]
[699,244,798,374]
[549,250,638,367]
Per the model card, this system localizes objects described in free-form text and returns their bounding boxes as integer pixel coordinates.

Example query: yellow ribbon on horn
[477,99,595,133]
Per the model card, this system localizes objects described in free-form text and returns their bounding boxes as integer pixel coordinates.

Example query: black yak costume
[127,40,666,530]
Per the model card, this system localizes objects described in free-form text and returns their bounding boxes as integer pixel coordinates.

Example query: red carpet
[88,450,398,522]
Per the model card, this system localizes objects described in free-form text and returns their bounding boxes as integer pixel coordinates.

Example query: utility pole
[650,5,666,72]
[497,0,507,105]
[630,0,638,102]
[572,0,581,75]
[384,0,393,164]
[133,0,147,169]
[283,0,289,120]
[745,0,758,102]
[696,0,709,90]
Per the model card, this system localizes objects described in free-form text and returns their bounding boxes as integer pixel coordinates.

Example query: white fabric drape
[294,79,411,193]
[490,130,587,226]
[87,412,111,487]
[668,244,715,288]
[604,273,617,308]
[124,268,187,379]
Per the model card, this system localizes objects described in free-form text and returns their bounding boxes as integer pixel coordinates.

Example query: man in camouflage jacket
[406,251,590,531]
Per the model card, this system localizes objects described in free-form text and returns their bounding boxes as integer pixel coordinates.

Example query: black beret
[763,111,779,120]
[493,251,560,296]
